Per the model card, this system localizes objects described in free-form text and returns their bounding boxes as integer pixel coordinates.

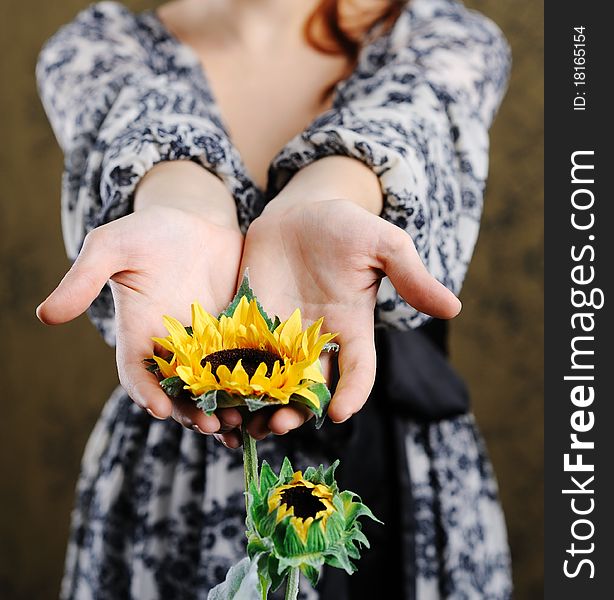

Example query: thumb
[378,223,462,320]
[36,227,120,325]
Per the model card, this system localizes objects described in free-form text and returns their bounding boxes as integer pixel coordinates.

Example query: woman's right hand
[36,161,244,435]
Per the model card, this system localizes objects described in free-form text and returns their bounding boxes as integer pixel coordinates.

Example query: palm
[38,205,244,431]
[237,199,460,437]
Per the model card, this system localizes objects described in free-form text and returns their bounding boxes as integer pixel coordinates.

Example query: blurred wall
[0,1,543,598]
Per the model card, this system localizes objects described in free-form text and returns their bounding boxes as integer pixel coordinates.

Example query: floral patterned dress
[37,1,513,598]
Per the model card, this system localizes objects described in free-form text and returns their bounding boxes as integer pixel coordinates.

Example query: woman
[36,0,512,598]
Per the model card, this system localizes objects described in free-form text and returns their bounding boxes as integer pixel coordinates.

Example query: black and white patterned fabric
[37,1,513,598]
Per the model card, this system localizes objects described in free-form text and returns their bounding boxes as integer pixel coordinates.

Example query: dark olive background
[0,1,543,598]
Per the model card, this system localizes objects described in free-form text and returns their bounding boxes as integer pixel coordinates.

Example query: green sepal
[271,315,282,332]
[345,539,361,560]
[194,389,251,415]
[247,536,268,560]
[255,555,271,600]
[219,271,274,330]
[160,376,183,398]
[266,555,286,592]
[195,390,219,415]
[256,509,279,539]
[305,520,327,554]
[350,527,370,549]
[279,457,295,482]
[343,496,382,528]
[323,511,344,546]
[283,520,306,556]
[300,563,321,588]
[244,395,276,412]
[259,461,278,496]
[323,460,340,488]
[324,546,355,575]
[322,342,339,353]
[310,383,331,429]
[143,358,158,373]
[302,466,318,481]
[185,326,193,336]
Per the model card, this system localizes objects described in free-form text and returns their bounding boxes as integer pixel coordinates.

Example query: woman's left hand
[217,195,461,446]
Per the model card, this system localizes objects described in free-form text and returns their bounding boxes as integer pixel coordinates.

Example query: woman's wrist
[264,156,383,216]
[134,160,240,230]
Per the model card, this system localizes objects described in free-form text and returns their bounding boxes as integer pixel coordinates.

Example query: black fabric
[286,319,470,599]
[375,321,470,421]
[316,320,469,600]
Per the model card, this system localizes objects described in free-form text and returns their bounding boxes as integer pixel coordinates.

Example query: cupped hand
[217,198,461,445]
[36,204,244,435]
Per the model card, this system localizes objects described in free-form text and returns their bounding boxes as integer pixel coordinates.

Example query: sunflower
[147,276,337,422]
[246,458,380,591]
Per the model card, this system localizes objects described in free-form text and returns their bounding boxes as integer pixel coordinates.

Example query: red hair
[305,0,406,69]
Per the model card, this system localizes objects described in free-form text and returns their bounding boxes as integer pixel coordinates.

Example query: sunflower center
[203,348,281,378]
[280,484,326,520]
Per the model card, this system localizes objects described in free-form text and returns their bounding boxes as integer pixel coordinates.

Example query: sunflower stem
[241,421,259,513]
[285,567,300,600]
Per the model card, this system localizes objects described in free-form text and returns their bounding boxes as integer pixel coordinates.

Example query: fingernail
[146,408,165,420]
[213,433,230,448]
[193,424,206,435]
[273,430,289,436]
[331,414,352,424]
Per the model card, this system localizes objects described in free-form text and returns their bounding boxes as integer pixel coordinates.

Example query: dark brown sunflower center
[202,348,281,378]
[280,485,326,520]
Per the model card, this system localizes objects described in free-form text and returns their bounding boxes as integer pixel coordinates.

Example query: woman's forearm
[265,156,383,215]
[134,160,240,229]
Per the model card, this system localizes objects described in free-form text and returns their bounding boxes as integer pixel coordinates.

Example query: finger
[36,227,120,325]
[246,408,275,440]
[217,408,243,431]
[379,224,462,319]
[327,325,376,424]
[171,396,222,433]
[268,404,314,435]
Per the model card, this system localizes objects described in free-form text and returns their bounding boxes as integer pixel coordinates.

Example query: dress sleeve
[36,2,237,344]
[269,0,511,329]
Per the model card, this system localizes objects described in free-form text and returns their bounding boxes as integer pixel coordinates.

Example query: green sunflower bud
[246,457,381,592]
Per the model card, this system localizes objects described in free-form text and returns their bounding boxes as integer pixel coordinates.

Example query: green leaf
[160,376,184,398]
[195,390,219,415]
[300,563,321,588]
[279,457,295,482]
[219,271,274,329]
[207,555,264,600]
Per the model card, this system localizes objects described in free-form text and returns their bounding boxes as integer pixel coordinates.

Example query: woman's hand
[224,200,461,443]
[217,158,461,445]
[36,161,245,435]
